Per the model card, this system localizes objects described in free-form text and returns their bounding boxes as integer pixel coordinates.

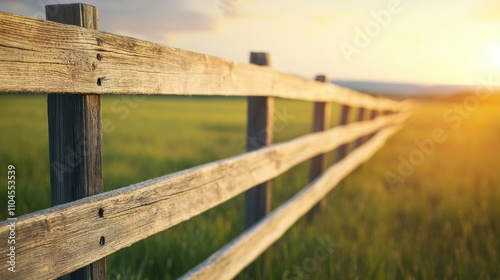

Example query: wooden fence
[0,4,413,280]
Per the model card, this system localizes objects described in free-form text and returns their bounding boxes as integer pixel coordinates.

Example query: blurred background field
[0,94,499,279]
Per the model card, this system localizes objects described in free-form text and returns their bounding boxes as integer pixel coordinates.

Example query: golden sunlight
[483,43,500,70]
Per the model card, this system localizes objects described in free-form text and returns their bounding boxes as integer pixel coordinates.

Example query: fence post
[245,52,273,228]
[46,4,105,280]
[337,105,351,161]
[245,52,273,277]
[355,107,366,147]
[307,75,330,220]
[368,109,379,139]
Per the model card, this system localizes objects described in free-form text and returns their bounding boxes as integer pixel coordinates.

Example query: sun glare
[483,44,500,69]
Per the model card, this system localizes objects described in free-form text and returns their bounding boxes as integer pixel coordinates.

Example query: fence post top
[46,3,97,8]
[45,3,98,30]
[250,52,271,66]
[315,75,327,83]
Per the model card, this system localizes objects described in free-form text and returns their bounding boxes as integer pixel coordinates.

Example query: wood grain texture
[179,124,405,280]
[245,52,273,229]
[0,112,409,280]
[46,4,98,30]
[45,4,105,280]
[0,11,403,111]
[308,74,331,217]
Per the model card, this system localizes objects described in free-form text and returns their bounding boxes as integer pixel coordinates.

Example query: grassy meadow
[0,94,499,279]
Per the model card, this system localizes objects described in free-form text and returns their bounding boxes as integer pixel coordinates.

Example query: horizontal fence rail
[0,112,409,280]
[0,4,415,279]
[180,124,404,280]
[0,10,407,111]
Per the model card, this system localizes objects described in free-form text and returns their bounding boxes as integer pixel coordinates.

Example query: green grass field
[1,94,499,279]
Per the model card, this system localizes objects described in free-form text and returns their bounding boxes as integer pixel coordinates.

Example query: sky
[2,0,500,86]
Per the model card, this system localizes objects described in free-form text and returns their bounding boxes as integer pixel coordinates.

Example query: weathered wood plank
[0,10,402,111]
[0,112,409,280]
[245,52,273,229]
[308,74,331,218]
[179,124,405,280]
[45,4,105,280]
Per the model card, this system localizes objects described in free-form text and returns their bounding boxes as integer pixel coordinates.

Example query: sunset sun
[483,43,500,70]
